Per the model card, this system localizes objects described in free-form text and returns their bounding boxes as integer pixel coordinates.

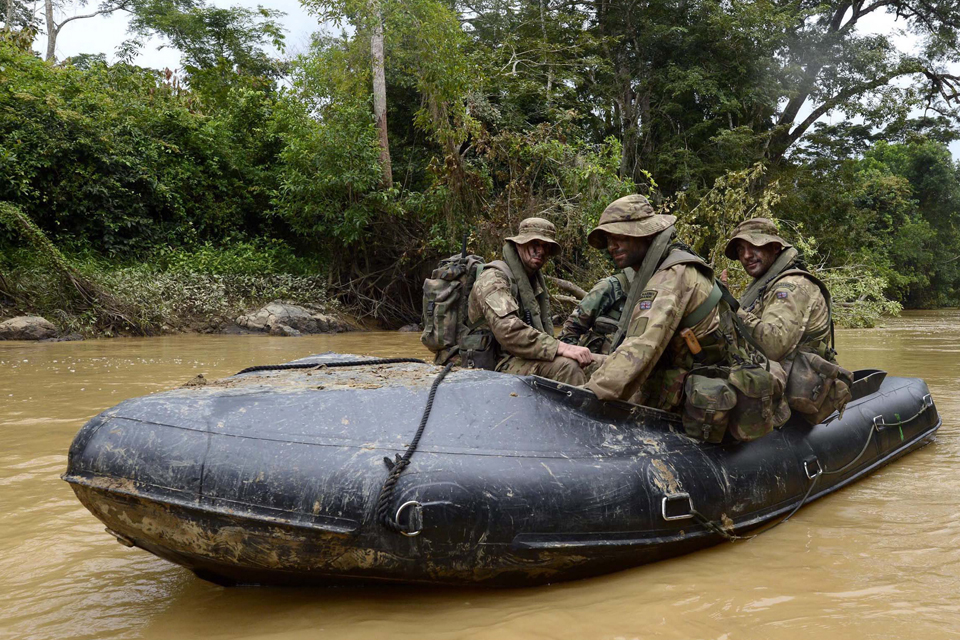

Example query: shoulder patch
[776,290,789,299]
[774,281,798,291]
[484,290,520,318]
[639,290,658,302]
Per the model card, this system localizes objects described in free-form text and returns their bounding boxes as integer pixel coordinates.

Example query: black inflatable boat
[63,354,941,587]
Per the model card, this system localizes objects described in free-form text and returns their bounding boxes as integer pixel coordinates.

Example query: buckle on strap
[662,493,695,521]
[804,457,822,480]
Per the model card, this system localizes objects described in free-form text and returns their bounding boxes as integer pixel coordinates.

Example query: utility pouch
[421,276,462,354]
[786,351,853,424]
[459,330,499,370]
[682,373,737,443]
[727,361,789,441]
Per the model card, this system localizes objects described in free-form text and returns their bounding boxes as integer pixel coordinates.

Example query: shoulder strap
[680,281,722,329]
[610,226,676,350]
[775,268,835,350]
[717,282,771,371]
[659,249,714,276]
[613,271,629,292]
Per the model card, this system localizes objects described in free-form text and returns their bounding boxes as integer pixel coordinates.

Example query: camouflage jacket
[584,259,719,407]
[467,267,559,361]
[558,269,632,354]
[738,272,831,362]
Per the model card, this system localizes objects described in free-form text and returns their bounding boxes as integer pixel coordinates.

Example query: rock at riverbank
[0,315,58,340]
[236,302,351,336]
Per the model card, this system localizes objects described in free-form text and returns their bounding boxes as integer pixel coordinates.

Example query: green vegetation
[1,0,959,333]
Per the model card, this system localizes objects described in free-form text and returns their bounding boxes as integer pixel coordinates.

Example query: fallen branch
[545,275,587,299]
[553,294,581,305]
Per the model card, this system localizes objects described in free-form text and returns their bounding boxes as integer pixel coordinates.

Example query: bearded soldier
[724,218,833,362]
[582,195,726,409]
[724,218,851,423]
[558,267,635,354]
[465,218,594,385]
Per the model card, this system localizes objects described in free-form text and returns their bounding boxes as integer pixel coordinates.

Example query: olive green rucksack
[420,252,487,365]
[420,252,511,369]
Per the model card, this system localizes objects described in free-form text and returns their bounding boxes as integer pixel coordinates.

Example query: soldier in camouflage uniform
[723,218,832,362]
[467,218,594,385]
[559,268,634,354]
[583,195,726,409]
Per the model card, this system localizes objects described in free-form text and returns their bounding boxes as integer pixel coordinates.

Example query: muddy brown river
[1,310,958,639]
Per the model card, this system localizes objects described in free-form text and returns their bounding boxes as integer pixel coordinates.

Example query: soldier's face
[605,233,651,269]
[736,241,779,278]
[517,240,551,273]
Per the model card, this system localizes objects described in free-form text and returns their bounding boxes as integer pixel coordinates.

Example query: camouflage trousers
[498,355,587,386]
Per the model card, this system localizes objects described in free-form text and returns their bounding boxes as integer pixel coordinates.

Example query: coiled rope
[376,361,456,535]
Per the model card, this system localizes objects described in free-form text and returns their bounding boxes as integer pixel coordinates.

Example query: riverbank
[0,264,351,339]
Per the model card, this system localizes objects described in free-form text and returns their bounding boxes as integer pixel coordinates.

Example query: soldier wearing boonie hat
[465,217,595,385]
[582,195,727,410]
[725,216,842,374]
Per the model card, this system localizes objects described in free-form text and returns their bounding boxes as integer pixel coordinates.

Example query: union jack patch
[776,291,789,299]
[639,300,653,310]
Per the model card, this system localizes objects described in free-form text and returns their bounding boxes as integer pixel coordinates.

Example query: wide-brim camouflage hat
[723,217,792,260]
[587,195,677,249]
[506,217,561,255]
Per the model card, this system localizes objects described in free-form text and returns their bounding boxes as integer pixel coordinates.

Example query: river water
[1,311,958,640]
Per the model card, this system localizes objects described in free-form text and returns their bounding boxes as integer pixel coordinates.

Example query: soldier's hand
[557,342,594,367]
[720,269,728,284]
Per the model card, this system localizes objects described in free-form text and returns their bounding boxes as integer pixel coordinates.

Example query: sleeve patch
[776,291,789,299]
[639,300,653,310]
[639,290,658,302]
[485,290,520,317]
[774,282,797,291]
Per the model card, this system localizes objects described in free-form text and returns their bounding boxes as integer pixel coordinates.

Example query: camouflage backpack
[420,252,510,368]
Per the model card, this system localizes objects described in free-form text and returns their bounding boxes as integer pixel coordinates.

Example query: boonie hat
[587,195,677,249]
[506,217,561,256]
[723,218,792,260]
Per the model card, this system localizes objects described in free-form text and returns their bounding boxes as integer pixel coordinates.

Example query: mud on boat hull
[63,356,941,587]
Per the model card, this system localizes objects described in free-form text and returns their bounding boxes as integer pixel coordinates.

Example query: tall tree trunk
[5,0,14,28]
[44,0,56,61]
[369,0,393,189]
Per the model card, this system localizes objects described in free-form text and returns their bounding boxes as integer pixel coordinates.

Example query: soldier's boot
[498,355,586,386]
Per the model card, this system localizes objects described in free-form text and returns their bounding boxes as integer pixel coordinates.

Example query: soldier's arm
[737,276,816,361]
[558,278,615,344]
[584,266,694,402]
[479,272,559,361]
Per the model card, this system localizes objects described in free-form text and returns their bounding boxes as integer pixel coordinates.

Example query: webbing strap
[680,281,722,329]
[718,282,771,371]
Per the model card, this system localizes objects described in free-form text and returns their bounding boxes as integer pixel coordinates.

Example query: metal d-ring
[662,493,695,521]
[804,457,822,480]
[395,500,423,537]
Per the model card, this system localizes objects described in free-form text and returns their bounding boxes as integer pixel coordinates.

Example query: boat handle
[662,493,695,521]
[803,457,822,480]
[395,501,423,537]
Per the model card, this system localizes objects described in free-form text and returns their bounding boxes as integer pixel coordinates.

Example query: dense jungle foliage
[1,0,959,332]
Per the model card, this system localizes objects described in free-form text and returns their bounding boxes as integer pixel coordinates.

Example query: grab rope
[690,396,935,542]
[376,361,456,535]
[234,357,426,376]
